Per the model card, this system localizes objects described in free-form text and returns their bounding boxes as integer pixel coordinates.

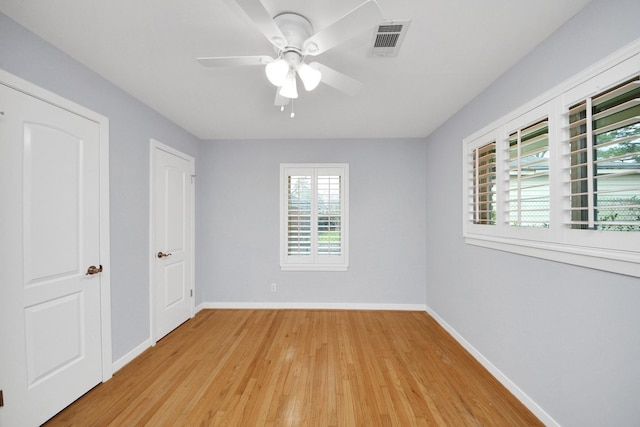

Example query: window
[280,164,349,271]
[463,41,640,278]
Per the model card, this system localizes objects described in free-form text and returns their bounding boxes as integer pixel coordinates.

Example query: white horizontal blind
[568,76,640,231]
[508,119,550,227]
[471,142,497,225]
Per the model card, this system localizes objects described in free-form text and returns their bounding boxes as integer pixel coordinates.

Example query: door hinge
[191,174,196,184]
[0,389,4,407]
[190,289,193,297]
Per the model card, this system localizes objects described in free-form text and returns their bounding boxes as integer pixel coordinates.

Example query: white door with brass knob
[0,76,110,426]
[150,140,194,341]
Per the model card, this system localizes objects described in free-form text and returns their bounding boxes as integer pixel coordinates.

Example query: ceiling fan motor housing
[273,13,314,59]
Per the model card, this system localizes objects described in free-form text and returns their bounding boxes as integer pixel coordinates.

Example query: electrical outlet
[270,283,277,292]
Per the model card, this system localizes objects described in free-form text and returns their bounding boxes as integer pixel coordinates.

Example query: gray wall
[0,13,202,362]
[424,0,640,425]
[198,139,427,306]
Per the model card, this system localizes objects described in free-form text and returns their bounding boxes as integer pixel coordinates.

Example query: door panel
[165,165,186,249]
[164,261,186,308]
[23,123,82,282]
[152,142,194,341]
[0,83,102,427]
[25,293,83,385]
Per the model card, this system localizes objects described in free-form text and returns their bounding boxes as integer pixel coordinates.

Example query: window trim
[463,39,640,278]
[280,163,349,272]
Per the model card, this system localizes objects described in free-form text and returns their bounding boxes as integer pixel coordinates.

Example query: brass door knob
[86,265,103,275]
[157,251,173,258]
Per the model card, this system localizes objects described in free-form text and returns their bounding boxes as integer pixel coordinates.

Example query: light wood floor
[45,310,542,426]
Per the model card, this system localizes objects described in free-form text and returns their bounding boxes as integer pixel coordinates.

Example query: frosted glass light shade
[265,59,289,87]
[279,72,298,99]
[297,63,322,91]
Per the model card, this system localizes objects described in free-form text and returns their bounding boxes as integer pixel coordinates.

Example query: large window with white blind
[280,164,349,271]
[463,41,640,278]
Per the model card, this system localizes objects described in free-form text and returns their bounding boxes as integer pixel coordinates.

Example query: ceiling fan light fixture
[265,58,289,87]
[297,63,321,91]
[279,72,298,99]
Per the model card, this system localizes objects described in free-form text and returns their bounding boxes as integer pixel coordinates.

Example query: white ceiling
[0,0,592,140]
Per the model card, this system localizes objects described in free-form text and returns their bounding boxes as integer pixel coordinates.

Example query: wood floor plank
[44,310,542,426]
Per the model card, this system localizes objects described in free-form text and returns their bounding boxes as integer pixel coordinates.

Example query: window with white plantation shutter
[568,77,640,231]
[280,164,348,271]
[508,119,550,227]
[463,39,640,278]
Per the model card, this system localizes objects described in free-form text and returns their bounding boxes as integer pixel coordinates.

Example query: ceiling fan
[197,0,383,108]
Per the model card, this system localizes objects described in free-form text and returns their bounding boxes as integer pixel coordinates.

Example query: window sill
[464,235,640,278]
[280,265,349,272]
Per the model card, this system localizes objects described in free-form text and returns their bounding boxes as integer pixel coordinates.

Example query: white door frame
[149,139,195,344]
[0,68,113,380]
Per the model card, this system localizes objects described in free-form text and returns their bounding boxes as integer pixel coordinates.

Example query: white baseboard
[425,306,559,427]
[196,301,426,312]
[112,337,152,373]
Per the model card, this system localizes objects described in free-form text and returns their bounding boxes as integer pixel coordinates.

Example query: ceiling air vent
[369,20,411,57]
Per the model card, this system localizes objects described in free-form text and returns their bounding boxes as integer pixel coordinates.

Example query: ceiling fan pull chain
[290,99,295,118]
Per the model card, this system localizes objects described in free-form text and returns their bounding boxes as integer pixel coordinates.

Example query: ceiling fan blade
[197,55,274,67]
[309,62,364,96]
[274,90,290,107]
[303,0,382,56]
[231,0,287,50]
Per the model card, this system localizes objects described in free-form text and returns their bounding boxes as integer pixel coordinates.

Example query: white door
[0,83,104,426]
[151,140,194,341]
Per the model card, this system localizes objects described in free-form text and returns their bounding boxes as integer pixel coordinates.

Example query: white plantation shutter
[287,175,312,255]
[470,141,497,225]
[281,164,349,271]
[508,119,550,227]
[568,76,640,231]
[317,174,342,256]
